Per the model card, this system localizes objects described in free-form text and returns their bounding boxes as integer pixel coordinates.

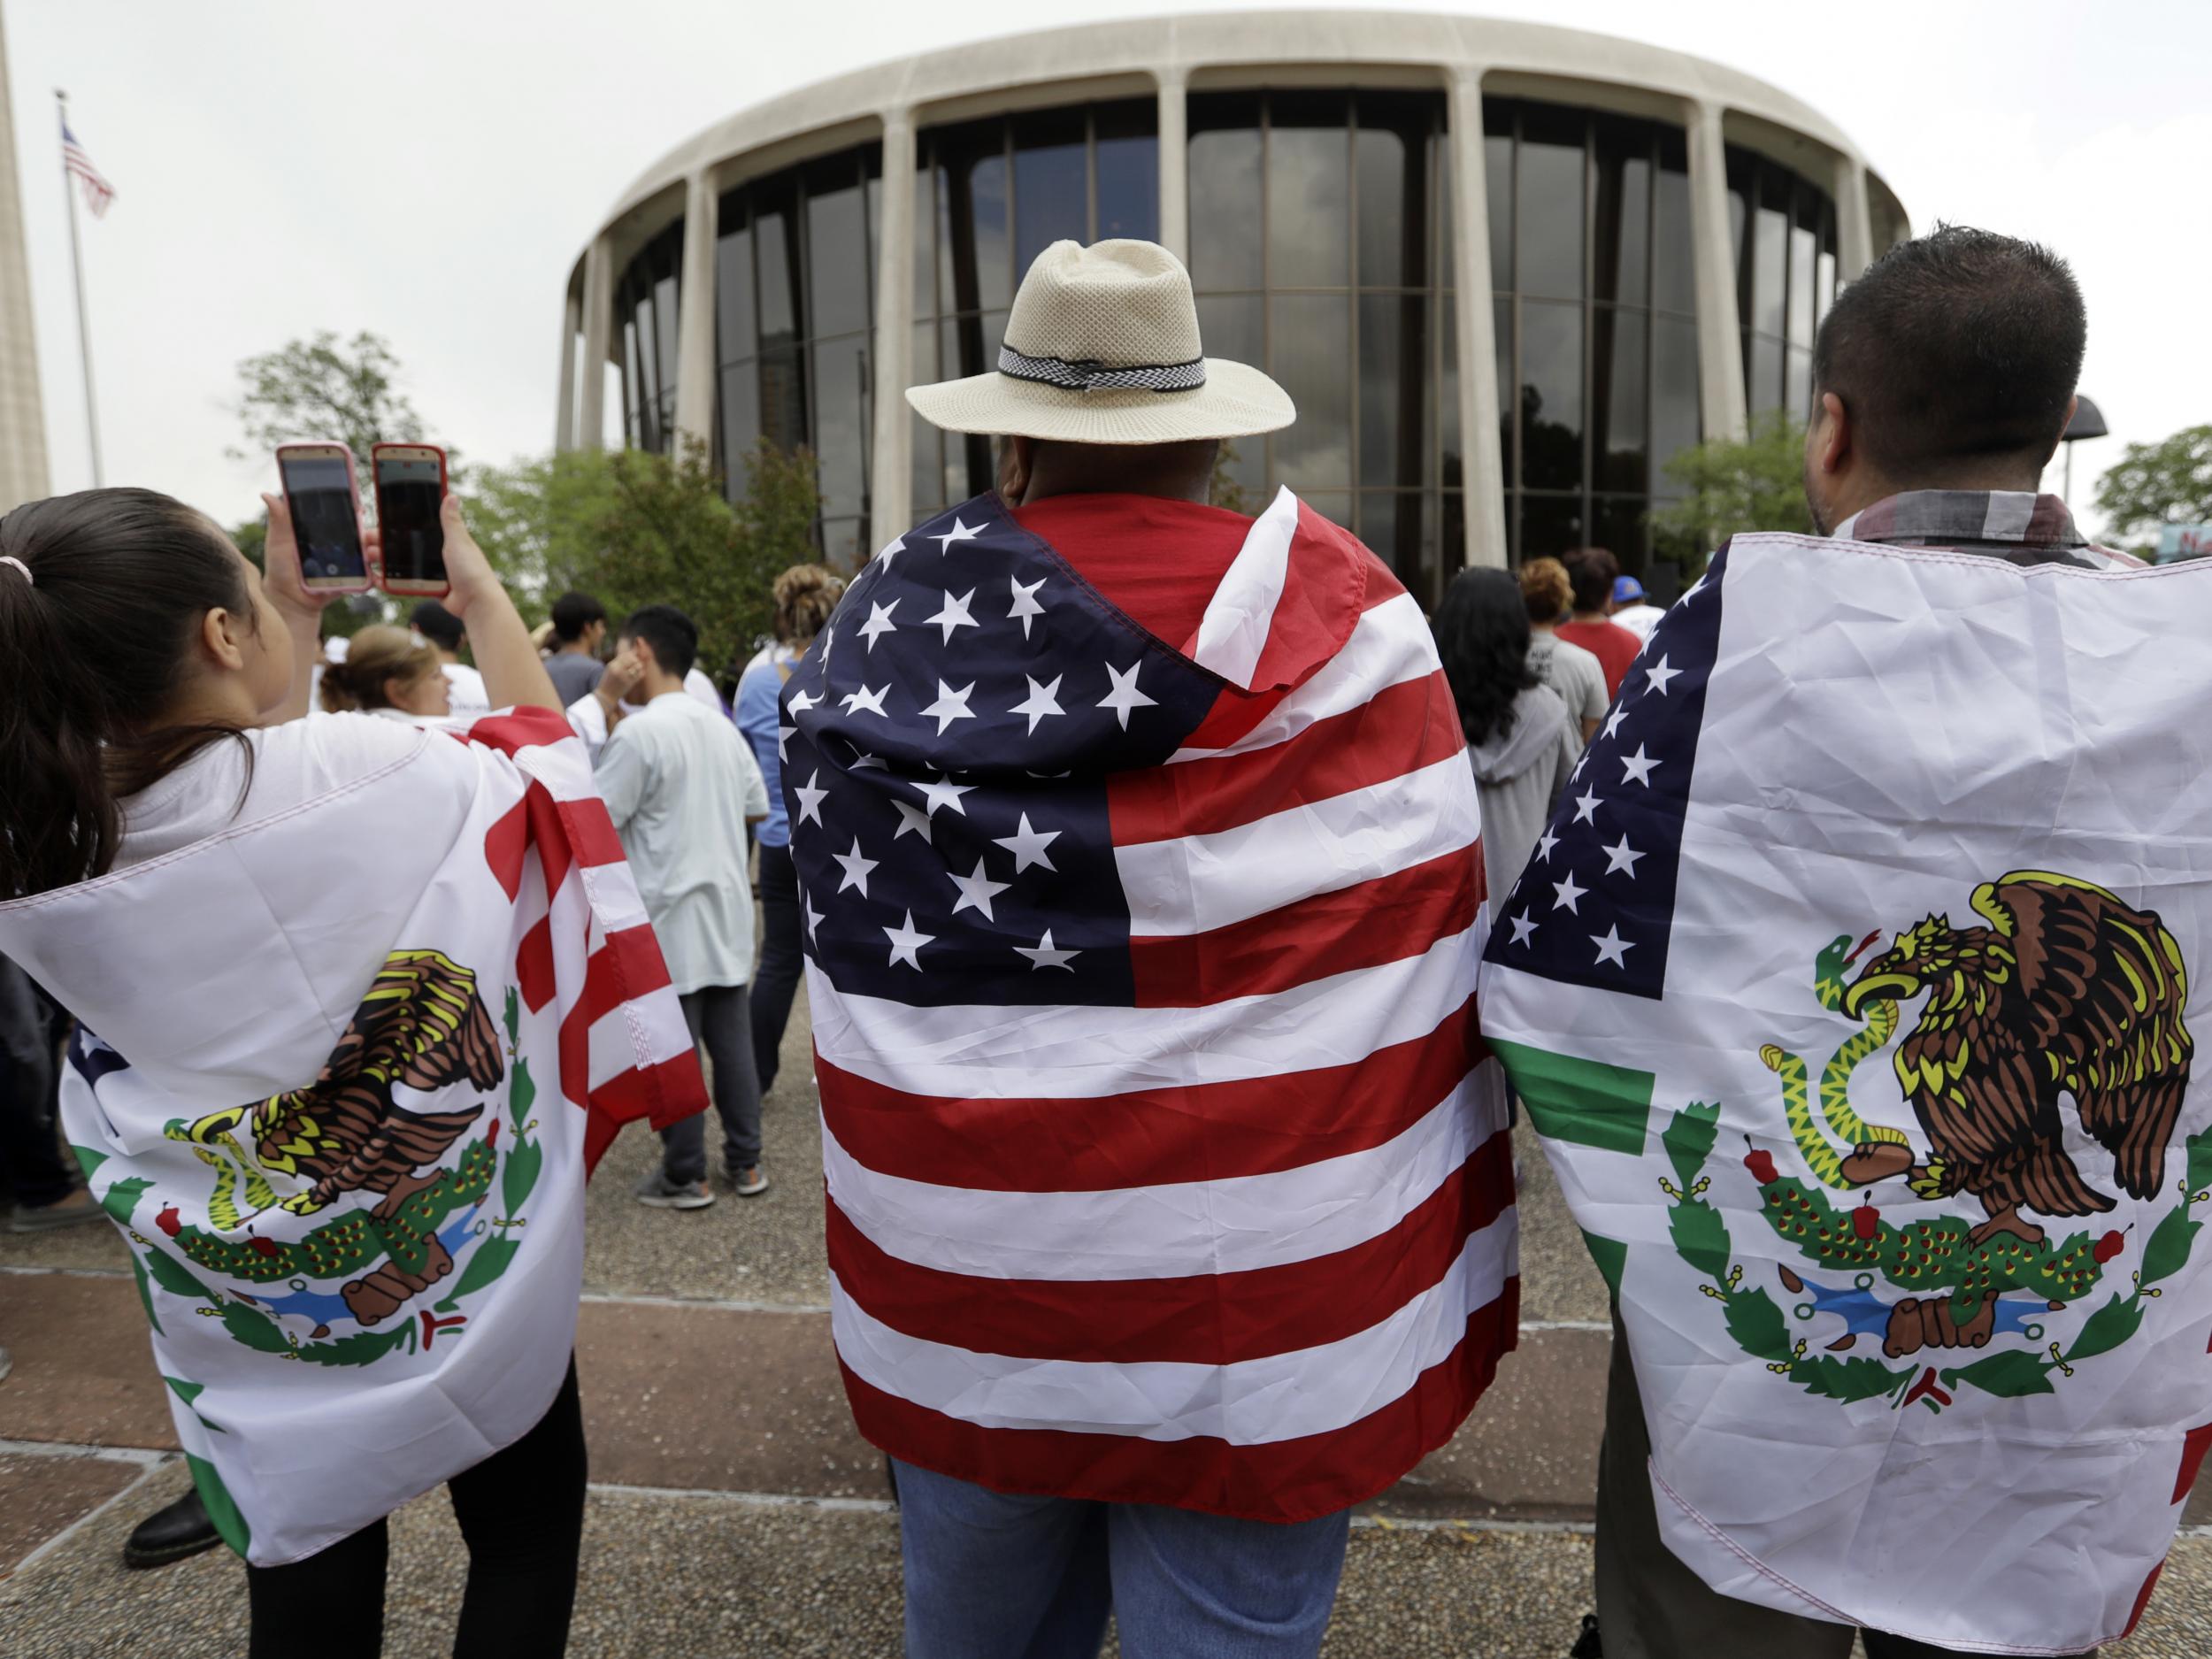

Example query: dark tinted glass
[910,411,939,518]
[1592,124,1649,306]
[1789,211,1817,347]
[1355,121,1409,288]
[1591,495,1649,578]
[1484,107,1512,291]
[813,334,868,521]
[1519,298,1583,490]
[1188,96,1263,291]
[968,149,1011,312]
[1438,292,1459,488]
[720,363,761,477]
[1266,95,1351,288]
[1652,134,1694,314]
[717,220,756,364]
[1748,334,1785,415]
[1271,294,1351,489]
[1094,101,1159,240]
[1521,494,1585,565]
[755,188,800,343]
[1651,316,1700,498]
[807,165,870,338]
[911,166,935,314]
[1359,292,1426,488]
[1594,308,1647,494]
[1753,168,1789,337]
[1786,345,1812,419]
[759,344,805,453]
[1013,108,1087,276]
[1516,107,1585,301]
[654,272,680,396]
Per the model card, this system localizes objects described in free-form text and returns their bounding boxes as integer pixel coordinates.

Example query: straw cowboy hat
[905,239,1295,445]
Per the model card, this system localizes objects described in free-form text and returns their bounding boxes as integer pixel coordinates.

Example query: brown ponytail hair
[771,564,844,647]
[319,626,441,714]
[0,488,258,899]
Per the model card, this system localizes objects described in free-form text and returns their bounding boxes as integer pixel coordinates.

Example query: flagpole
[54,88,101,488]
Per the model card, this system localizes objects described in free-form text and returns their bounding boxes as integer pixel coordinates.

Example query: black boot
[1569,1612,1603,1659]
[122,1486,221,1570]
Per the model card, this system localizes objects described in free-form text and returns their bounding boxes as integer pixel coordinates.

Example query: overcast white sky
[6,0,2207,535]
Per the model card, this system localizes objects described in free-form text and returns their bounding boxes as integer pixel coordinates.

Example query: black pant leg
[750,841,803,1095]
[1864,1636,2097,1659]
[448,1358,589,1659]
[246,1517,390,1659]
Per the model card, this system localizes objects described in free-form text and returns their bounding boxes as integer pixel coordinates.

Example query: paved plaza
[4,991,2210,1656]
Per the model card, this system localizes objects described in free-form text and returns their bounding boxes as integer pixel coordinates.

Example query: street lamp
[2059,395,2108,506]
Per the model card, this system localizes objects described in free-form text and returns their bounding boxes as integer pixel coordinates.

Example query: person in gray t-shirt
[542,590,608,707]
[1518,557,1607,742]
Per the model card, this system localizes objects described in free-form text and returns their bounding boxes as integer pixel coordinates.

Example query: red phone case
[370,442,450,599]
[274,442,370,595]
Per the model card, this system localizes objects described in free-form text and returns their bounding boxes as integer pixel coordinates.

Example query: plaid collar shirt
[1832,489,2138,570]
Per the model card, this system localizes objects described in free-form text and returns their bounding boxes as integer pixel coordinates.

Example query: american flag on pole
[61,119,114,217]
[785,488,1512,1521]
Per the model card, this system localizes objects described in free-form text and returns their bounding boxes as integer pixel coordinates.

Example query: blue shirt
[734,644,802,847]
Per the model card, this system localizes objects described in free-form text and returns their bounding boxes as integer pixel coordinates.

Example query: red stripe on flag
[828,1128,1513,1365]
[557,922,678,1107]
[1225,501,1369,695]
[2174,1421,2212,1505]
[1177,575,1408,754]
[839,1276,1518,1524]
[516,916,557,1013]
[2123,1557,2167,1640]
[483,797,530,902]
[581,1050,708,1172]
[819,994,1483,1193]
[465,708,575,757]
[1109,670,1463,844]
[557,795,626,868]
[1130,849,1478,1008]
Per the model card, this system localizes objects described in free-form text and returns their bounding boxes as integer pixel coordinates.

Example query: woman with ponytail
[0,488,699,1656]
[316,623,452,721]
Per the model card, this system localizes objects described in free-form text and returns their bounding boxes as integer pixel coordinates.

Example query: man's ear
[998,436,1033,507]
[1813,391,1851,477]
[198,606,249,672]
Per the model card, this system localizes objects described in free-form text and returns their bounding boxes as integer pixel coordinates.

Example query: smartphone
[273,443,368,593]
[371,443,449,596]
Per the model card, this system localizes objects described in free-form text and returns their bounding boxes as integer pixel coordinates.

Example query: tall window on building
[1728,148,1839,422]
[1185,90,1461,612]
[1486,97,1704,592]
[910,101,1160,520]
[711,144,883,567]
[616,223,683,456]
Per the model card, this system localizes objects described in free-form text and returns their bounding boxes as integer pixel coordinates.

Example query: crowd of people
[0,219,2178,1659]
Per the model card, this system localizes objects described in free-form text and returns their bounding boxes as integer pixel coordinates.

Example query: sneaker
[634,1170,715,1210]
[10,1187,107,1233]
[728,1164,770,1198]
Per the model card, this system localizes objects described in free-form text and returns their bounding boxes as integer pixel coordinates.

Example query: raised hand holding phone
[370,443,449,597]
[274,442,369,593]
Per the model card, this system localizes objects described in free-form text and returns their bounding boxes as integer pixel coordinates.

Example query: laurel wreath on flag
[95,987,542,1371]
[1660,1101,2212,1409]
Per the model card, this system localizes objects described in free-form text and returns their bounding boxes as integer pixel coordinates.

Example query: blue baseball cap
[1612,575,1647,604]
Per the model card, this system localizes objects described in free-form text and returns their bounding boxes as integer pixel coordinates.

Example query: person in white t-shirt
[595,604,771,1206]
[1608,573,1666,641]
[411,599,491,718]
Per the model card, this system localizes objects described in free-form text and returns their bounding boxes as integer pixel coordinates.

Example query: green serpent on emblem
[1758,931,1916,1191]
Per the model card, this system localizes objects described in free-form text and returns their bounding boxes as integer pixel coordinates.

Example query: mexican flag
[1480,534,2212,1654]
[0,709,701,1566]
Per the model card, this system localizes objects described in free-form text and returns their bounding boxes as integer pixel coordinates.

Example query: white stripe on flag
[828,1213,1515,1444]
[1187,486,1298,690]
[805,922,1481,1099]
[1115,749,1479,935]
[826,1071,1500,1281]
[586,983,693,1091]
[575,857,647,938]
[1167,591,1437,764]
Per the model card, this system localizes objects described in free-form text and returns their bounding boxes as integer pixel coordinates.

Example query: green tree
[1649,411,1812,564]
[2093,424,2212,556]
[227,331,433,463]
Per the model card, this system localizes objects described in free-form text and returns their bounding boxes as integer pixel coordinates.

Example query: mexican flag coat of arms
[0,709,700,1566]
[1479,534,2212,1653]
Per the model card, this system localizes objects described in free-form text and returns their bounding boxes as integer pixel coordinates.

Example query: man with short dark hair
[410,598,491,718]
[1555,547,1643,696]
[544,591,609,707]
[596,604,771,1208]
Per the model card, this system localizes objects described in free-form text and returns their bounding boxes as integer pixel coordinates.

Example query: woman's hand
[258,492,340,632]
[436,495,505,622]
[597,649,646,707]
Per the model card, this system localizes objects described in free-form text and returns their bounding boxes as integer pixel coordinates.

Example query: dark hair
[1518,557,1573,626]
[1812,225,2085,480]
[1560,547,1619,615]
[771,565,843,646]
[0,488,257,897]
[549,591,607,643]
[618,603,699,680]
[410,598,465,652]
[1431,567,1538,749]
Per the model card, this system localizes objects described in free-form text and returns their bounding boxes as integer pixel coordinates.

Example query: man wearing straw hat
[784,240,1511,1656]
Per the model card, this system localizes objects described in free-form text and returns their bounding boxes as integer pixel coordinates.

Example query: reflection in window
[1729,146,1839,421]
[1186,89,1459,612]
[615,223,683,454]
[908,103,1160,518]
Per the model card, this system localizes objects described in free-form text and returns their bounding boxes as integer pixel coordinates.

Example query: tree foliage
[1649,411,1813,561]
[2093,424,2212,552]
[465,437,823,684]
[227,331,431,463]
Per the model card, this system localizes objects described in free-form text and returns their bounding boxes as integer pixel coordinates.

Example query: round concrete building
[556,12,1907,609]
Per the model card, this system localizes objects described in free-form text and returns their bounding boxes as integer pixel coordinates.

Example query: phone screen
[277,454,365,585]
[376,456,446,586]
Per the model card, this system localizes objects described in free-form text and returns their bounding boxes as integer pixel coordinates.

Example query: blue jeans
[893,1460,1351,1659]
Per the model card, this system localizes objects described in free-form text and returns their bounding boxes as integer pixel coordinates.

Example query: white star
[1601,705,1629,741]
[850,750,887,771]
[1602,835,1646,879]
[874,535,908,570]
[1553,872,1587,914]
[1014,929,1081,972]
[948,856,1010,922]
[832,837,878,897]
[1534,829,1559,864]
[914,773,974,818]
[1573,788,1602,824]
[802,888,823,943]
[1010,674,1065,735]
[1618,746,1661,787]
[787,687,821,714]
[993,812,1060,873]
[1571,750,1589,780]
[1681,572,1709,602]
[926,588,979,646]
[818,624,835,672]
[920,680,978,734]
[1593,926,1635,969]
[777,723,795,761]
[1009,575,1047,640]
[792,771,828,829]
[1509,912,1538,946]
[1642,655,1682,696]
[883,910,934,971]
[841,682,891,717]
[1098,662,1157,729]
[891,801,933,844]
[857,599,900,652]
[932,517,984,554]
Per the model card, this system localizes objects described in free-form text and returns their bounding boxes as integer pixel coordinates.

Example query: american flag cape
[1480,536,2212,1653]
[784,488,1513,1522]
[0,707,701,1566]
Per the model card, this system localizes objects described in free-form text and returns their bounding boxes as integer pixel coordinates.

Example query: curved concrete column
[1156,69,1189,265]
[673,171,720,454]
[1448,71,1507,570]
[578,234,613,452]
[871,111,918,546]
[554,288,580,452]
[1835,153,1873,281]
[1686,100,1747,444]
